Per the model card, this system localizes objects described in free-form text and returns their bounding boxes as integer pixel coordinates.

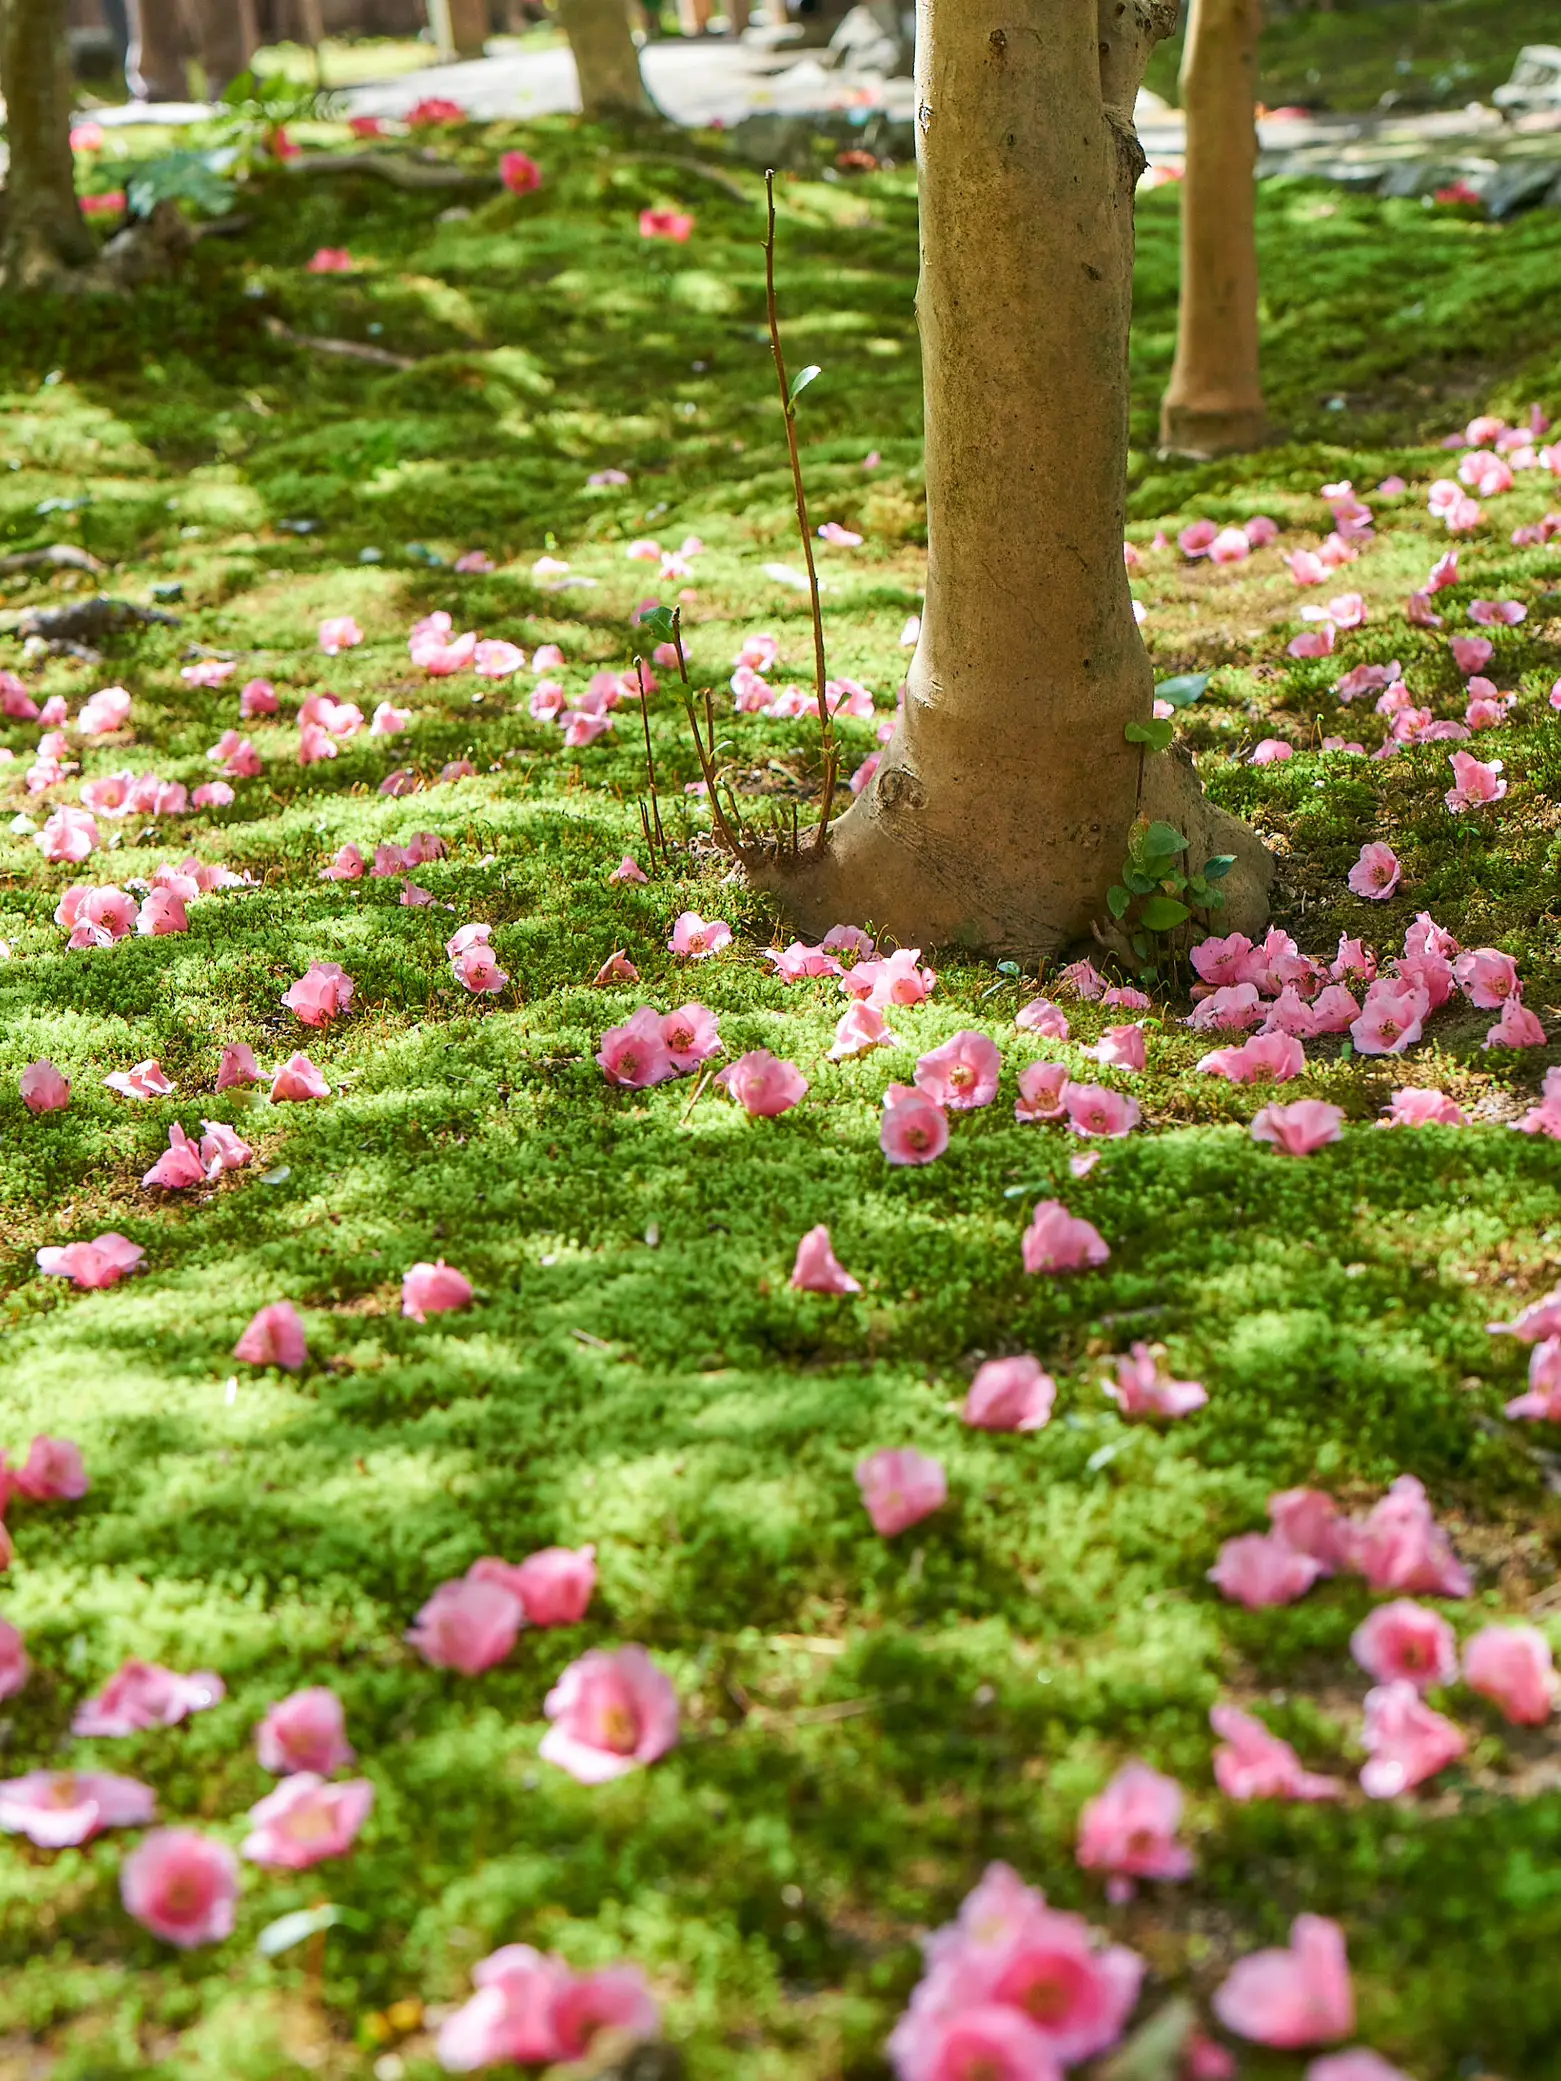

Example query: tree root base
[1157,401,1269,459]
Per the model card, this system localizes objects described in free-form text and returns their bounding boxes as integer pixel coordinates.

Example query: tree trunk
[745,0,1271,960]
[558,0,654,118]
[1159,0,1266,456]
[124,0,189,100]
[0,0,97,290]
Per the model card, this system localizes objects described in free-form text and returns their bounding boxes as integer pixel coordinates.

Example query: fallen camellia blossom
[609,853,649,885]
[469,1545,597,1628]
[142,1123,207,1191]
[1076,1761,1193,1897]
[1347,842,1401,900]
[1485,998,1547,1050]
[1199,1031,1305,1083]
[270,1052,330,1102]
[1305,2055,1413,2081]
[1015,996,1070,1039]
[1504,1336,1561,1420]
[1347,1474,1471,1596]
[257,1686,355,1774]
[1064,1083,1140,1138]
[408,1577,522,1674]
[1014,1059,1070,1121]
[1103,1341,1207,1419]
[36,1232,145,1288]
[1209,1533,1325,1608]
[1213,1915,1354,2047]
[1444,750,1506,813]
[856,1447,947,1537]
[1022,1200,1109,1274]
[242,1773,374,1869]
[914,1030,1001,1110]
[215,1043,263,1090]
[597,1006,677,1087]
[1209,1705,1342,1802]
[881,1087,950,1165]
[437,1944,660,2074]
[1251,1100,1345,1156]
[282,961,354,1027]
[234,1301,308,1371]
[1461,1624,1557,1724]
[791,1225,861,1295]
[716,1049,807,1116]
[640,207,694,242]
[661,1003,721,1072]
[20,1060,70,1113]
[828,1001,896,1059]
[1085,1022,1146,1071]
[402,1259,473,1320]
[963,1355,1055,1432]
[121,1829,239,1948]
[0,1768,155,1847]
[1382,1087,1466,1127]
[1359,1680,1466,1796]
[5,1435,86,1504]
[105,1057,174,1099]
[73,1659,225,1737]
[669,910,732,959]
[1350,1600,1457,1690]
[593,949,640,986]
[540,1645,680,1782]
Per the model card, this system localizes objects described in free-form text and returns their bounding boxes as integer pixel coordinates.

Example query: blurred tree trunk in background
[0,0,96,289]
[558,0,653,115]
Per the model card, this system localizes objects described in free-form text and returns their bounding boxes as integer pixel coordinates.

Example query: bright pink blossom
[640,207,694,241]
[0,1768,155,1847]
[500,149,543,194]
[764,940,843,981]
[1347,1475,1471,1596]
[36,1232,144,1288]
[11,1435,88,1501]
[320,843,364,881]
[281,960,354,1027]
[829,1001,896,1058]
[1350,1600,1457,1690]
[1209,1533,1325,1608]
[0,1619,27,1700]
[1453,947,1521,1007]
[881,1089,950,1166]
[139,1124,204,1191]
[1485,998,1547,1049]
[215,1043,262,1090]
[1462,1624,1557,1724]
[1063,1083,1140,1138]
[1198,1031,1305,1083]
[1186,983,1264,1033]
[438,1946,658,2073]
[1077,1762,1192,1891]
[1383,1087,1466,1127]
[1251,1099,1344,1155]
[36,805,99,863]
[234,1300,308,1371]
[407,1576,521,1674]
[257,1687,354,1774]
[243,1772,373,1869]
[598,1006,676,1087]
[318,614,363,656]
[1210,1705,1341,1802]
[1015,997,1070,1039]
[121,1830,238,1949]
[1347,843,1400,900]
[1085,1023,1146,1071]
[1360,1680,1466,1796]
[1103,1342,1207,1420]
[402,1259,473,1321]
[270,1051,330,1101]
[470,1546,597,1628]
[1022,1200,1109,1275]
[660,1002,721,1071]
[20,1060,70,1113]
[1214,1915,1354,2047]
[541,1645,680,1782]
[73,1659,225,1737]
[914,1030,1001,1110]
[1013,1059,1070,1122]
[964,1356,1055,1432]
[790,1225,862,1295]
[856,1447,947,1537]
[1351,979,1428,1055]
[669,910,731,959]
[716,1049,807,1116]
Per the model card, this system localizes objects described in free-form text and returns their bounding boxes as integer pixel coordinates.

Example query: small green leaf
[1139,895,1191,932]
[1124,718,1174,753]
[1143,821,1190,857]
[258,1905,342,1958]
[1106,884,1132,919]
[1154,672,1211,709]
[788,364,822,404]
[1202,854,1236,880]
[638,604,678,644]
[1205,888,1227,910]
[996,959,1021,976]
[1125,870,1157,896]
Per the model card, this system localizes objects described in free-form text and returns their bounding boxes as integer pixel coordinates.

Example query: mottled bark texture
[558,0,654,117]
[0,0,96,290]
[747,0,1271,958]
[1159,0,1267,456]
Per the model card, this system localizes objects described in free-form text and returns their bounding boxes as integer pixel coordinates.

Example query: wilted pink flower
[914,1030,1001,1110]
[541,1645,680,1782]
[764,940,842,982]
[1250,1100,1345,1156]
[1214,1915,1354,2047]
[881,1089,950,1166]
[829,1001,896,1059]
[1383,1087,1466,1127]
[1186,983,1264,1033]
[669,910,732,960]
[1265,1490,1345,1574]
[1485,998,1547,1049]
[318,614,363,655]
[36,1231,145,1288]
[0,1767,155,1848]
[1360,1680,1466,1797]
[717,1050,807,1116]
[471,1546,597,1628]
[1347,843,1400,900]
[257,1687,354,1775]
[1063,1083,1140,1138]
[36,805,99,863]
[609,854,648,885]
[243,1772,373,1869]
[964,1356,1055,1432]
[282,960,354,1027]
[1468,598,1525,627]
[1209,1533,1325,1608]
[856,1447,947,1537]
[1505,1335,1561,1419]
[73,1659,225,1737]
[1445,750,1506,813]
[1351,1600,1457,1690]
[598,1006,676,1087]
[20,1060,70,1113]
[10,1435,88,1502]
[1462,1624,1557,1724]
[1348,1475,1471,1597]
[790,1224,861,1295]
[408,1576,521,1674]
[1104,1342,1207,1420]
[1077,1761,1192,1892]
[1013,1059,1070,1122]
[1015,996,1069,1039]
[319,842,364,882]
[215,1043,262,1091]
[234,1300,308,1371]
[1022,1200,1109,1274]
[141,1123,206,1191]
[592,951,640,987]
[1210,1705,1341,1802]
[271,1052,330,1102]
[121,1830,238,1949]
[402,1259,473,1321]
[1198,1031,1305,1083]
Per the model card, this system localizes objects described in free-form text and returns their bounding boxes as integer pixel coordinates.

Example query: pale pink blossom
[1468,598,1525,627]
[1462,1624,1557,1724]
[1209,1533,1325,1608]
[234,1301,308,1371]
[1179,520,1218,557]
[402,1259,473,1321]
[237,678,276,719]
[1015,997,1069,1039]
[1199,1031,1305,1083]
[182,659,236,688]
[914,1030,1001,1110]
[1505,1334,1561,1418]
[121,1830,238,1948]
[660,1002,720,1072]
[1383,1087,1465,1127]
[1058,962,1104,998]
[438,1947,657,2072]
[1360,1680,1466,1796]
[0,1619,27,1700]
[1104,1342,1207,1420]
[964,1356,1055,1432]
[764,940,842,981]
[36,805,99,863]
[1210,1705,1341,1802]
[717,1049,807,1116]
[243,1772,373,1868]
[841,946,937,1009]
[1485,998,1546,1049]
[882,1089,950,1165]
[209,727,262,777]
[530,678,568,721]
[36,1232,145,1288]
[1347,1475,1471,1596]
[1491,1289,1561,1342]
[1351,1600,1457,1689]
[1453,946,1521,1007]
[856,1447,947,1537]
[790,1225,861,1294]
[0,1767,155,1847]
[1449,634,1494,676]
[319,843,364,882]
[1207,525,1249,563]
[541,1645,680,1782]
[257,1687,354,1774]
[282,960,354,1028]
[412,625,478,675]
[1306,2054,1412,2081]
[20,1060,70,1113]
[1286,549,1328,585]
[104,1057,173,1099]
[1014,1059,1070,1122]
[141,1123,206,1191]
[270,1052,330,1102]
[11,1436,89,1501]
[73,1659,225,1737]
[1444,750,1506,813]
[318,614,363,656]
[669,910,732,960]
[1186,983,1264,1033]
[1059,1083,1138,1138]
[1077,1762,1192,1891]
[473,639,525,678]
[1251,736,1293,766]
[598,1006,676,1087]
[1351,979,1429,1056]
[1214,1915,1354,2047]
[78,684,132,735]
[1307,985,1362,1033]
[136,888,188,938]
[215,1043,262,1090]
[1251,1099,1345,1155]
[1022,1200,1109,1275]
[826,1001,895,1060]
[408,1576,521,1673]
[470,1546,597,1628]
[1347,842,1400,900]
[1288,626,1335,659]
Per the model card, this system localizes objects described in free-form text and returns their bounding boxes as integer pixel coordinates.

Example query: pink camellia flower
[964,1356,1056,1432]
[856,1447,947,1537]
[65,883,139,949]
[1484,998,1547,1050]
[318,614,363,655]
[1015,996,1070,1039]
[716,1050,808,1117]
[881,1089,950,1166]
[1251,737,1293,765]
[639,207,694,241]
[1077,1762,1192,1894]
[454,942,509,994]
[1063,1083,1140,1138]
[592,951,640,986]
[1491,1287,1561,1343]
[257,1687,354,1775]
[1214,1915,1354,2047]
[1286,549,1328,585]
[1449,635,1495,677]
[790,1224,862,1295]
[1350,1600,1457,1690]
[215,1043,262,1090]
[1022,1200,1109,1275]
[1462,1624,1557,1724]
[541,1644,680,1782]
[182,659,236,688]
[598,1006,676,1088]
[1306,2055,1413,2081]
[1179,520,1218,557]
[270,1052,330,1102]
[1198,1031,1306,1083]
[500,149,543,195]
[764,940,843,982]
[1104,1342,1207,1420]
[306,246,354,273]
[1209,525,1251,564]
[199,1121,252,1176]
[1453,946,1521,1007]
[408,1576,522,1674]
[136,888,189,937]
[141,1124,207,1191]
[402,1259,473,1321]
[1288,626,1335,660]
[1209,1533,1325,1608]
[1085,1023,1146,1071]
[1185,983,1264,1033]
[914,1030,1002,1111]
[320,843,364,882]
[104,1058,174,1100]
[281,960,354,1028]
[121,1830,238,1949]
[1210,1705,1342,1802]
[1359,1680,1466,1797]
[234,1300,308,1371]
[660,1003,720,1072]
[1347,842,1400,900]
[1505,1336,1561,1419]
[1383,1087,1466,1127]
[371,701,411,736]
[20,1060,70,1113]
[438,1947,659,2073]
[73,1659,225,1737]
[239,678,277,719]
[0,1768,155,1848]
[471,1545,597,1628]
[473,639,525,679]
[1350,978,1429,1056]
[829,1001,897,1059]
[1468,598,1526,627]
[36,1232,145,1289]
[243,1772,373,1869]
[1013,1059,1070,1122]
[209,728,262,777]
[36,805,100,863]
[1445,750,1506,813]
[78,684,132,734]
[0,1619,27,1700]
[609,854,649,885]
[1347,1474,1471,1596]
[11,1435,89,1501]
[669,910,732,960]
[1251,1100,1345,1156]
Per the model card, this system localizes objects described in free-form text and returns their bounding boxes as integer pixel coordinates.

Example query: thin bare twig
[763,168,839,848]
[633,653,665,857]
[0,544,105,576]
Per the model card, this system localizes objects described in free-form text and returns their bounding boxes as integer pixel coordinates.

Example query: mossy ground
[2,122,1561,2081]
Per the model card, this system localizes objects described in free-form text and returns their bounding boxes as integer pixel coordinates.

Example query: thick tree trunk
[0,0,97,289]
[1159,0,1266,456]
[558,0,654,118]
[745,0,1271,959]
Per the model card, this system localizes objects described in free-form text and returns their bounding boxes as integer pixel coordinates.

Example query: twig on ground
[0,544,106,576]
[612,151,754,205]
[284,151,493,191]
[263,317,418,370]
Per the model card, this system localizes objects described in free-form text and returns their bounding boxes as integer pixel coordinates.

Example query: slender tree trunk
[124,0,189,99]
[0,0,97,290]
[746,0,1271,958]
[558,0,654,117]
[1159,0,1266,456]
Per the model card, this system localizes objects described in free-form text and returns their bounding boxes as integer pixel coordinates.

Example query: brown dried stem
[632,652,666,860]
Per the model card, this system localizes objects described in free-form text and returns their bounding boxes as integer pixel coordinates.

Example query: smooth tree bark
[0,0,97,290]
[558,0,655,118]
[1159,0,1266,456]
[748,0,1271,958]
